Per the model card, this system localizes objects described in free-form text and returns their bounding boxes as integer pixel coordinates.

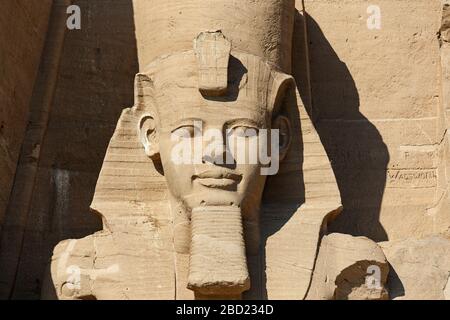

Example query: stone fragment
[307,233,389,300]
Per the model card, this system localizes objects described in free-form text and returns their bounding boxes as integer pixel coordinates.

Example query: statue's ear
[139,115,160,161]
[269,72,295,161]
[135,72,160,161]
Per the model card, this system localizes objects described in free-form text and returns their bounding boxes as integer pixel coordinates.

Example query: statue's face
[139,54,291,218]
[157,90,269,216]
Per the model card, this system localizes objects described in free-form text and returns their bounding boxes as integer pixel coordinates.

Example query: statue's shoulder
[42,233,103,300]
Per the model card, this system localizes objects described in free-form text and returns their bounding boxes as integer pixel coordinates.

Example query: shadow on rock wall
[299,14,389,242]
[7,0,138,299]
[245,10,390,300]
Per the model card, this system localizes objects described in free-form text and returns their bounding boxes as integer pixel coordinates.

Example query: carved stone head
[136,30,297,297]
[125,0,296,298]
[45,0,354,301]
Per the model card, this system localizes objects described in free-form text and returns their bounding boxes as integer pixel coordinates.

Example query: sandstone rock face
[439,0,450,232]
[441,1,450,44]
[0,0,138,299]
[0,0,448,300]
[0,0,53,299]
[42,229,176,300]
[307,234,389,300]
[304,0,447,242]
[0,0,52,233]
[380,235,450,300]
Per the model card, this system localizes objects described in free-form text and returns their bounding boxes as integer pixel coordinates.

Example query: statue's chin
[182,190,246,210]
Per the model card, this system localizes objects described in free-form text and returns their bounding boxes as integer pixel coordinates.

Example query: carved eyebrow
[225,118,261,128]
[172,118,203,131]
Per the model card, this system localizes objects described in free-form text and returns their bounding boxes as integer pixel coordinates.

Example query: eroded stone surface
[380,234,450,300]
[307,234,389,300]
[0,0,52,231]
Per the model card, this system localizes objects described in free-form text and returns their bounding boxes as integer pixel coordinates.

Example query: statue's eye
[172,125,200,139]
[230,126,259,138]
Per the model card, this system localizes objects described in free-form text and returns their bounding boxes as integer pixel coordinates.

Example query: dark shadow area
[386,263,406,299]
[302,13,389,242]
[10,0,138,299]
[201,55,248,102]
[246,10,391,299]
[245,44,306,299]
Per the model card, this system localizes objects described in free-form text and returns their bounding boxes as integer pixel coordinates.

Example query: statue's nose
[202,142,226,165]
[200,130,237,168]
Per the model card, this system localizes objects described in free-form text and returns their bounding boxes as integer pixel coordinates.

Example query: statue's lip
[193,170,242,189]
[193,170,242,181]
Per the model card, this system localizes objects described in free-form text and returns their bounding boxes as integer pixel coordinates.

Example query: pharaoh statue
[43,0,389,300]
